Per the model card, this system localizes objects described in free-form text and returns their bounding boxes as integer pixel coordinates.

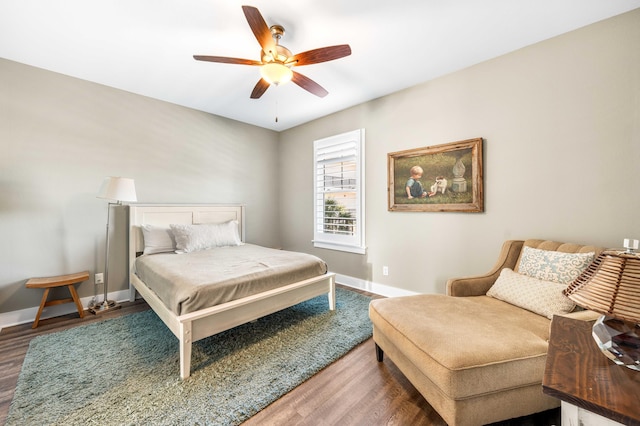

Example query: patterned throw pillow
[487,268,576,319]
[517,246,595,285]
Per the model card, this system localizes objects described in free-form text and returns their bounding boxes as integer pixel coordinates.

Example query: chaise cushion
[369,294,551,400]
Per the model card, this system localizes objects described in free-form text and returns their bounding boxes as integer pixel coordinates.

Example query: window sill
[312,240,366,255]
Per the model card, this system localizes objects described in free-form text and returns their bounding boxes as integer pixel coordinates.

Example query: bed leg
[129,283,137,302]
[179,322,192,379]
[328,275,336,310]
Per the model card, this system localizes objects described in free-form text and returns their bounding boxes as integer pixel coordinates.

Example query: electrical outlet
[95,273,104,284]
[383,266,389,276]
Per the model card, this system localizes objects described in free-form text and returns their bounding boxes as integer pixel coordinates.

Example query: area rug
[7,288,372,425]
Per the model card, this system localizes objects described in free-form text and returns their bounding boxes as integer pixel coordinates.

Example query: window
[313,129,365,254]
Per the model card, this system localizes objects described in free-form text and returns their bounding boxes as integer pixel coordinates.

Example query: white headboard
[127,203,245,302]
[129,203,245,257]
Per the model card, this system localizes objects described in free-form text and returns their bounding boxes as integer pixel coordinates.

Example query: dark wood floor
[0,287,560,425]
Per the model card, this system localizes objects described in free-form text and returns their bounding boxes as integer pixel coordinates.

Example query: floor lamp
[90,176,137,314]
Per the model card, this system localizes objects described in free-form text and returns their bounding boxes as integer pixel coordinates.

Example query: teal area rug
[7,288,372,425]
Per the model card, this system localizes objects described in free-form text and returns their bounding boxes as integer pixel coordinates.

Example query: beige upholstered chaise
[369,239,603,426]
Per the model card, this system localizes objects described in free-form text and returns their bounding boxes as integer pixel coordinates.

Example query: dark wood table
[543,315,640,426]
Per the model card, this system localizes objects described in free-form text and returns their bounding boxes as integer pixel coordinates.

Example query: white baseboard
[335,273,418,298]
[0,289,131,331]
[1,275,415,331]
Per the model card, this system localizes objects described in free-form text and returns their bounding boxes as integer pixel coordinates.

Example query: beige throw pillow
[487,268,576,319]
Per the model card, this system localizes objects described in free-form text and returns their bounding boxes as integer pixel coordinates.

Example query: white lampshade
[260,62,293,85]
[97,177,137,202]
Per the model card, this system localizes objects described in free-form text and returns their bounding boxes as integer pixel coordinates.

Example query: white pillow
[170,221,242,253]
[487,268,576,319]
[517,246,595,285]
[141,224,176,255]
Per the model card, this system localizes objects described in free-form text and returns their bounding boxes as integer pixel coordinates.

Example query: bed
[128,203,336,379]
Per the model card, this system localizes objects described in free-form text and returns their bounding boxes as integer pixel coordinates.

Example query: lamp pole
[90,201,121,314]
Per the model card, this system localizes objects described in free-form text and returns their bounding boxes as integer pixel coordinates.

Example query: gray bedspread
[134,244,328,315]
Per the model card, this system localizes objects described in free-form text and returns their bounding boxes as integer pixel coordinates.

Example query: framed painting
[388,138,484,212]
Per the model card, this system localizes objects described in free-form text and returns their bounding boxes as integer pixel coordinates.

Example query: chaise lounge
[369,239,603,426]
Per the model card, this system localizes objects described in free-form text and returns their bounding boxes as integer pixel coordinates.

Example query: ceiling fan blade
[242,5,276,55]
[250,78,270,99]
[291,71,328,98]
[288,45,352,66]
[193,55,262,66]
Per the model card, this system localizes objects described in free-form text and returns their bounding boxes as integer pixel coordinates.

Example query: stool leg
[67,284,85,318]
[33,288,50,329]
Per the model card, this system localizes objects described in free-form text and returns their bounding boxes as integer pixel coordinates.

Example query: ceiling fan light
[260,63,293,85]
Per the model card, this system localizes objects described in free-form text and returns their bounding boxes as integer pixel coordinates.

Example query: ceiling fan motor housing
[262,44,292,64]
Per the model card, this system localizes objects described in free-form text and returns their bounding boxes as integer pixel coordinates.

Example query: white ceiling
[1,1,639,131]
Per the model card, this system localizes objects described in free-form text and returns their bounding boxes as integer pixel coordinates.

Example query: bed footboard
[133,272,336,379]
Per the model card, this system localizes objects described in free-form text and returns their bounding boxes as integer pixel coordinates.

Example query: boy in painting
[406,166,435,199]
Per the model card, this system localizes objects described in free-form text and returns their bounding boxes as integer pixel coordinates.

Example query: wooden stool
[25,271,89,328]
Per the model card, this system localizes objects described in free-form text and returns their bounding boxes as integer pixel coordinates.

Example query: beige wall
[0,59,280,313]
[278,9,640,294]
[1,9,638,318]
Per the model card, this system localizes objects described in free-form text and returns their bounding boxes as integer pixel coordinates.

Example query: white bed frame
[128,203,336,379]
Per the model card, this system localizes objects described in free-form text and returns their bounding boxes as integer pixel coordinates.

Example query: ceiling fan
[193,5,351,99]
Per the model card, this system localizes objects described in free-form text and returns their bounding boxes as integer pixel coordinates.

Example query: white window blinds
[313,129,365,254]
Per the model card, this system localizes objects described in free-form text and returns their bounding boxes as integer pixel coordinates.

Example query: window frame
[312,129,366,254]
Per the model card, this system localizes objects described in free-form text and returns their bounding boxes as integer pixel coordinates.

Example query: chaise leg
[375,343,384,362]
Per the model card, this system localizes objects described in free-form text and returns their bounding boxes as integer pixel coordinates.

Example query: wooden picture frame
[388,138,484,212]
